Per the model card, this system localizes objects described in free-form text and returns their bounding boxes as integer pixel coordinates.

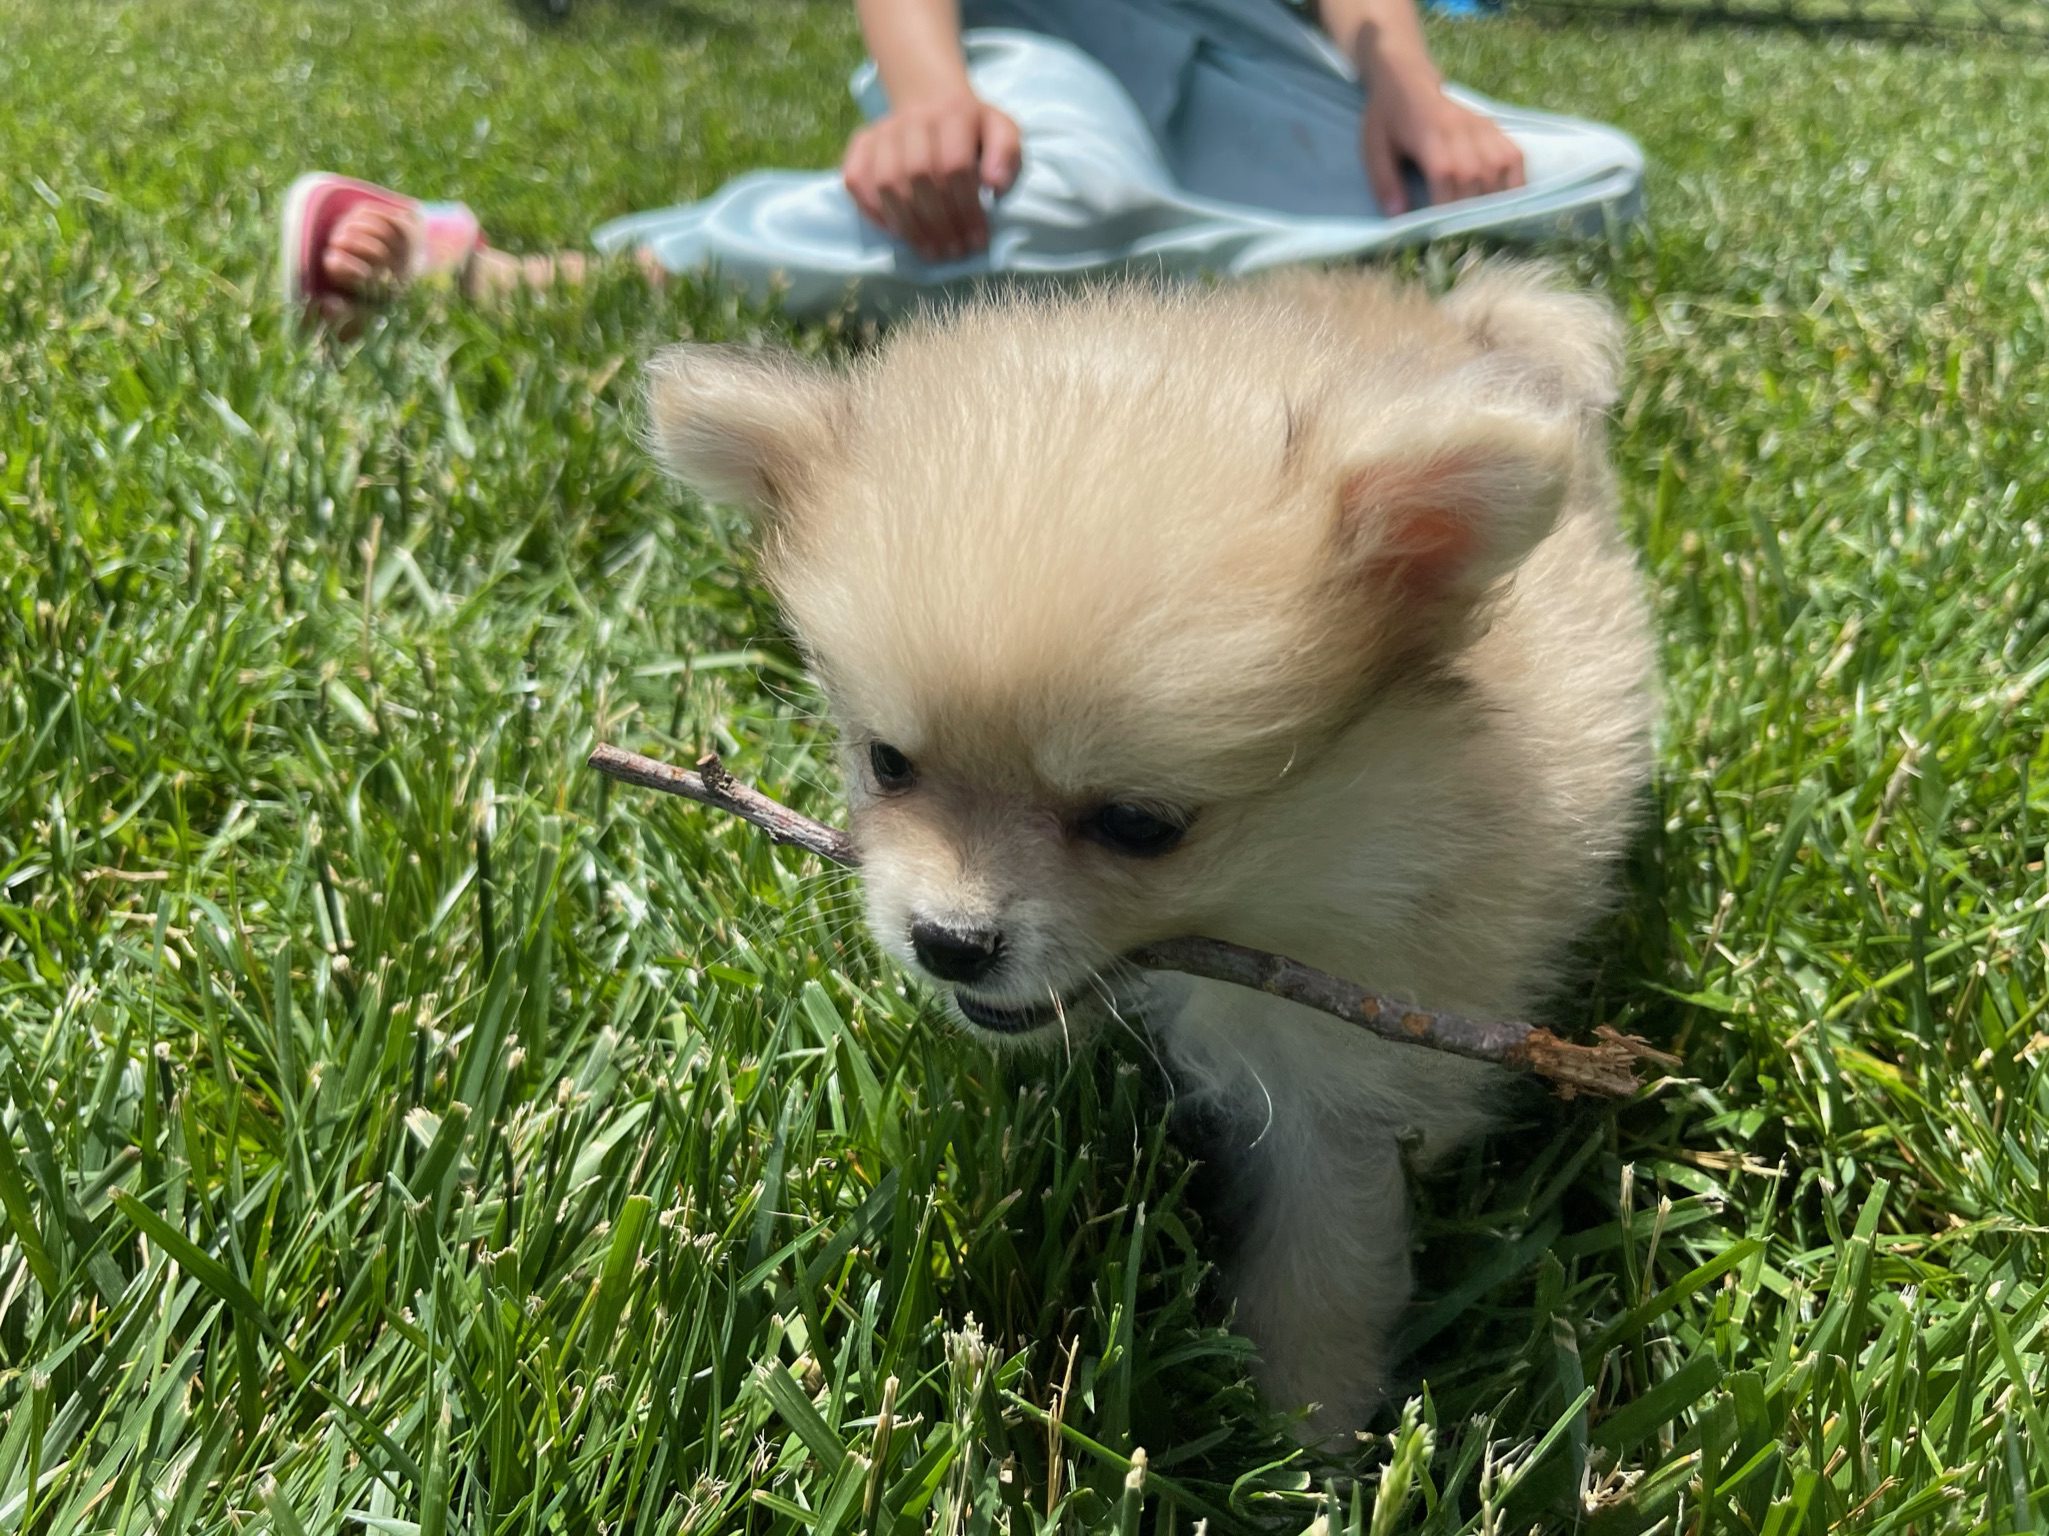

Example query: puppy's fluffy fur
[649,264,1655,1439]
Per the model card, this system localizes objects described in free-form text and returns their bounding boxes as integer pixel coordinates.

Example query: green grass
[1,0,2046,1529]
[1527,0,2049,44]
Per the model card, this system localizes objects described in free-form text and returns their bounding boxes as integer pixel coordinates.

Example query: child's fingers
[945,167,986,253]
[906,180,956,259]
[876,179,918,248]
[1422,157,1453,205]
[933,114,983,255]
[938,167,983,253]
[897,129,954,258]
[1361,120,1407,216]
[979,109,1023,195]
[868,130,924,247]
[842,130,892,234]
[1428,149,1482,206]
[1495,139,1527,193]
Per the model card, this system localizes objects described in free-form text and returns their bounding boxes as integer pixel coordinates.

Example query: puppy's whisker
[1088,968,1169,1087]
[789,869,861,898]
[788,897,876,948]
[1208,1026,1278,1150]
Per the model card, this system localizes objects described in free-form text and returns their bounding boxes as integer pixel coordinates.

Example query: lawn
[1,0,2046,1530]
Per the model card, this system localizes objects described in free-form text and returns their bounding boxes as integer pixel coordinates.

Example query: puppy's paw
[1252,1349,1386,1452]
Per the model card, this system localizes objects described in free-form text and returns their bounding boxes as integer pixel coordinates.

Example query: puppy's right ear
[1332,395,1576,604]
[646,344,846,515]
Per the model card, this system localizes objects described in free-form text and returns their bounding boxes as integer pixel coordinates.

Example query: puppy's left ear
[646,344,846,516]
[1333,397,1576,602]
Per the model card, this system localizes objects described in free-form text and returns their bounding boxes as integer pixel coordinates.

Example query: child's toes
[343,236,398,279]
[334,210,410,272]
[337,223,399,267]
[322,248,376,289]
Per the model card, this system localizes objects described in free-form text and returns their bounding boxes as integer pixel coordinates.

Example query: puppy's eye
[1086,803,1190,857]
[868,741,916,790]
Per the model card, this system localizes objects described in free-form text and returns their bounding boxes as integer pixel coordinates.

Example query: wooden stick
[589,743,856,865]
[587,743,1676,1099]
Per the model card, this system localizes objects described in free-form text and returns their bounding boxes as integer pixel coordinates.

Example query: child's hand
[843,92,1023,261]
[1360,54,1524,214]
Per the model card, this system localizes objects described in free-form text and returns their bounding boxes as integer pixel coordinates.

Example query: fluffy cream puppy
[648,263,1655,1440]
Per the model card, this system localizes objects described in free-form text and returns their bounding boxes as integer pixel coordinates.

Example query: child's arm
[1317,0,1526,213]
[845,0,1023,260]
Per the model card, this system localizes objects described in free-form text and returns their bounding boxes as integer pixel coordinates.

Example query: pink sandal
[280,172,485,325]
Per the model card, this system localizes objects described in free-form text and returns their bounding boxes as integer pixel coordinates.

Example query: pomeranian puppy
[647,263,1655,1441]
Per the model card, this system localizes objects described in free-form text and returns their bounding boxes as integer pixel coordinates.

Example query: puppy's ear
[1439,262,1623,412]
[646,344,845,514]
[1333,397,1575,602]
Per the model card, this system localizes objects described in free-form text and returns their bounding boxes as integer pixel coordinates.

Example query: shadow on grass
[1381,783,1689,1513]
[508,0,756,44]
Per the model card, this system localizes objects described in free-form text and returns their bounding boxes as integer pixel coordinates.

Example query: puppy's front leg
[1215,1113,1414,1443]
[1159,981,1428,1443]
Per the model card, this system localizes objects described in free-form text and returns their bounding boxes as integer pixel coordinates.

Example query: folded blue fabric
[593,0,1642,319]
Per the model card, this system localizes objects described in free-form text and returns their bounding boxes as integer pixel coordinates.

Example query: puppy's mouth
[951,987,1083,1035]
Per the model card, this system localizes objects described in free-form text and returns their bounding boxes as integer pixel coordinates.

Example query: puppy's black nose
[910,921,1004,984]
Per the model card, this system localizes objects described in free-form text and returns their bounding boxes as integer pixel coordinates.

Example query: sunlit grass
[0,0,2044,1529]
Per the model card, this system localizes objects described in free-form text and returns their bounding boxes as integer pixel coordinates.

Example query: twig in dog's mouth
[586,742,1677,1099]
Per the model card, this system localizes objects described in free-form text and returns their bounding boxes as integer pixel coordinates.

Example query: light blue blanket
[593,0,1643,318]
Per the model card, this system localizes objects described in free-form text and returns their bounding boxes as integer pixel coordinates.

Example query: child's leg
[964,0,1642,225]
[962,0,1380,215]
